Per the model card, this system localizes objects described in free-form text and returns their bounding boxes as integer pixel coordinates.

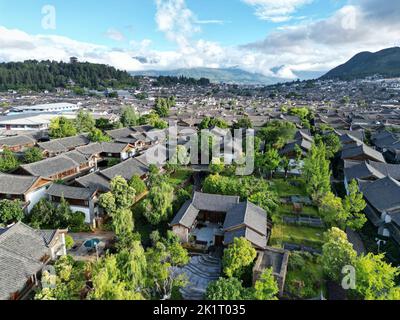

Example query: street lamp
[375,238,386,253]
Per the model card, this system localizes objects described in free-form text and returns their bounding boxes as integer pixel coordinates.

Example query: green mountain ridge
[322,47,400,80]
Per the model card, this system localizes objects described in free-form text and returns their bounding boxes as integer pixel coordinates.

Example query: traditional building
[171,192,269,250]
[0,174,52,213]
[0,222,67,300]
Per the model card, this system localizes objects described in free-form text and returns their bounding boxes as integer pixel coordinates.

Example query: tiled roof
[0,222,55,300]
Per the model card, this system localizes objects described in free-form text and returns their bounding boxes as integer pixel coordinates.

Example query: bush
[68,211,88,232]
[65,235,75,250]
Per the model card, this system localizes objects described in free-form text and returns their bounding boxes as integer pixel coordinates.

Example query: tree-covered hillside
[322,47,400,80]
[0,60,138,91]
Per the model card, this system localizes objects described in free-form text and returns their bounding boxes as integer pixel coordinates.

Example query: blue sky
[0,0,398,78]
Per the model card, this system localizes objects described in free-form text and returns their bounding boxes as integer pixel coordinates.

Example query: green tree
[319,192,349,227]
[248,191,279,216]
[343,180,367,230]
[99,176,135,238]
[233,117,253,129]
[253,268,279,300]
[303,143,331,202]
[354,253,400,300]
[65,235,75,250]
[28,198,56,228]
[145,241,188,299]
[117,241,148,291]
[23,147,44,164]
[223,237,257,278]
[128,175,147,198]
[206,277,246,300]
[89,254,144,300]
[54,196,74,228]
[315,133,341,159]
[35,256,86,300]
[142,182,174,225]
[263,148,281,179]
[154,97,170,118]
[95,118,114,130]
[49,116,77,138]
[257,120,296,149]
[88,128,111,142]
[120,106,139,127]
[0,199,24,225]
[209,158,225,174]
[321,228,357,282]
[75,110,95,133]
[0,149,19,172]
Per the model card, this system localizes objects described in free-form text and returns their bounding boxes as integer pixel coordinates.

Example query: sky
[0,0,399,79]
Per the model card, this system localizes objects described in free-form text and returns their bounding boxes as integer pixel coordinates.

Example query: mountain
[322,47,400,80]
[0,60,138,91]
[131,67,283,85]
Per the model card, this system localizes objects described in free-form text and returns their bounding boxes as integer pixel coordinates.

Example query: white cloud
[242,0,313,22]
[155,0,199,48]
[104,28,125,41]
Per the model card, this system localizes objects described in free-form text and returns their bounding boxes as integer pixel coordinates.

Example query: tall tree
[343,179,367,230]
[354,253,400,300]
[321,228,357,282]
[0,149,19,172]
[263,148,282,179]
[303,143,332,202]
[75,110,95,133]
[120,106,139,127]
[222,237,257,278]
[206,277,246,300]
[23,147,44,164]
[88,128,111,142]
[142,182,174,225]
[253,268,279,300]
[0,199,24,225]
[49,116,77,138]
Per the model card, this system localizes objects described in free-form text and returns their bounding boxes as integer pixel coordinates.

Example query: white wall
[26,187,48,213]
[70,206,91,224]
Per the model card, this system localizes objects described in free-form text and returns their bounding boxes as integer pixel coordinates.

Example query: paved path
[346,228,366,255]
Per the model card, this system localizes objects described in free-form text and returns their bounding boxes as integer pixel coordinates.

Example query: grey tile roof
[224,227,267,249]
[75,172,111,192]
[223,201,267,236]
[359,177,400,213]
[341,144,386,163]
[0,174,44,195]
[192,192,240,213]
[106,127,136,140]
[170,201,199,228]
[101,142,130,154]
[38,135,89,153]
[63,150,90,165]
[280,138,312,156]
[0,222,55,300]
[21,154,80,178]
[368,161,400,180]
[344,161,385,181]
[339,133,364,145]
[100,157,149,181]
[46,183,95,200]
[75,143,103,156]
[0,135,36,147]
[38,140,68,153]
[170,192,240,228]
